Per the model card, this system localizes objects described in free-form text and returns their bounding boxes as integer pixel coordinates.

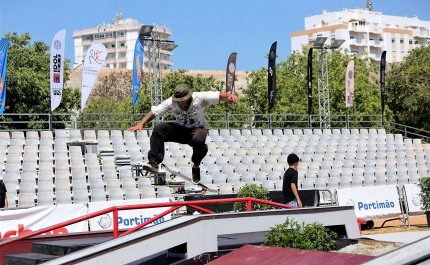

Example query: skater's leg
[189,127,208,182]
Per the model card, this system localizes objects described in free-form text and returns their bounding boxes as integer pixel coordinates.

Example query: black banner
[226,52,237,94]
[268,42,277,111]
[307,48,313,116]
[380,51,386,120]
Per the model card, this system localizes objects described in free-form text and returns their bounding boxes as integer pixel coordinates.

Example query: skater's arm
[4,193,8,208]
[219,92,239,103]
[290,183,302,208]
[128,111,155,131]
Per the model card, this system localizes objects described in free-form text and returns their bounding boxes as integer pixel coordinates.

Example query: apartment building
[291,8,430,62]
[73,13,174,69]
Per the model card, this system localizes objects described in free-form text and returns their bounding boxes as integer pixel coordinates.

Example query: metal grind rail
[0,197,294,248]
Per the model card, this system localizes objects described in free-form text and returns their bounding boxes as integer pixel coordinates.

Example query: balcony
[349,25,367,32]
[413,29,429,37]
[117,57,128,63]
[105,58,116,64]
[368,53,382,61]
[368,40,383,47]
[82,39,93,45]
[368,27,382,34]
[349,39,365,46]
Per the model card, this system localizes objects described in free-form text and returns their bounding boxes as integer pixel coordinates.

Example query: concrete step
[4,252,58,265]
[31,237,112,256]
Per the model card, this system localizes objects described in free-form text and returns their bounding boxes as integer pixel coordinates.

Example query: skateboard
[161,163,218,194]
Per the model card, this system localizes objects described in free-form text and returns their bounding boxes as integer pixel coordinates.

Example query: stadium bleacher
[0,128,428,207]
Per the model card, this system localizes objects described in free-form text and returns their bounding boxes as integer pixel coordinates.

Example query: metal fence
[1,112,429,141]
[0,113,385,131]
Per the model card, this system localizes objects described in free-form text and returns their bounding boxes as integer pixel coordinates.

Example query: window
[83,35,92,41]
[409,40,413,44]
[110,44,115,48]
[380,37,384,41]
[359,21,365,26]
[391,38,396,43]
[400,38,404,44]
[116,30,125,37]
[106,32,114,38]
[414,40,419,44]
[350,36,354,39]
[331,35,335,41]
[120,43,125,47]
[308,39,313,44]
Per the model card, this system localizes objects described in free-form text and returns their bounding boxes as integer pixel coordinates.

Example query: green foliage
[0,32,80,129]
[418,176,430,211]
[262,217,337,251]
[234,184,271,211]
[386,45,430,131]
[243,46,393,128]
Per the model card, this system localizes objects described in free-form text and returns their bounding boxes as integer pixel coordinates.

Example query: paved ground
[337,215,430,256]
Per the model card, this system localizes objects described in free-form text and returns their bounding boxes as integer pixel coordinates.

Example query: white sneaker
[142,161,159,173]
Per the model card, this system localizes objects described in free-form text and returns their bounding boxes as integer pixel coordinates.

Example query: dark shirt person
[282,153,302,207]
[0,180,8,209]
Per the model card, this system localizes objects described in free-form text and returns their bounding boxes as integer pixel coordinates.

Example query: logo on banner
[0,74,3,93]
[270,51,275,60]
[348,70,353,79]
[54,40,62,50]
[98,214,112,229]
[412,194,423,206]
[269,67,273,77]
[89,49,105,64]
[136,54,142,80]
[0,50,4,60]
[346,199,355,207]
[228,62,235,73]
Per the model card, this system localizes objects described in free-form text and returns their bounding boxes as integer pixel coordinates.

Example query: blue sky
[1,0,430,71]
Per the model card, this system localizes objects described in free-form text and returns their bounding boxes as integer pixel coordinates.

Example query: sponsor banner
[225,52,237,94]
[380,51,387,115]
[81,42,107,111]
[0,205,88,238]
[307,47,313,115]
[88,198,172,231]
[404,184,424,214]
[50,29,66,111]
[0,38,9,114]
[268,41,277,111]
[345,60,354,107]
[132,38,144,107]
[337,186,401,219]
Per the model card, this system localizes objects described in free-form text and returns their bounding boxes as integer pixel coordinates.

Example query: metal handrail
[0,197,293,248]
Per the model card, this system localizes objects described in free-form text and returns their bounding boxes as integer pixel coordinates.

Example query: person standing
[0,180,8,209]
[282,153,302,207]
[128,84,239,183]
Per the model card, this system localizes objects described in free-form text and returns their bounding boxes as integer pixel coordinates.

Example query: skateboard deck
[161,163,218,193]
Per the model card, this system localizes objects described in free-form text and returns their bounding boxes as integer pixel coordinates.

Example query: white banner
[337,186,401,219]
[404,184,424,214]
[0,205,88,239]
[88,198,172,231]
[345,60,354,108]
[81,42,107,111]
[50,29,66,111]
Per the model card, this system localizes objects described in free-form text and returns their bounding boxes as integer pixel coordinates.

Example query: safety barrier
[0,197,293,248]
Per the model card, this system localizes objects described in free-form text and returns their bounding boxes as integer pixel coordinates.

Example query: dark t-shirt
[282,168,298,204]
[0,180,7,208]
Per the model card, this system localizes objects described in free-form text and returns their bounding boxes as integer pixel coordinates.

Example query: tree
[243,46,392,128]
[385,45,430,131]
[0,32,80,129]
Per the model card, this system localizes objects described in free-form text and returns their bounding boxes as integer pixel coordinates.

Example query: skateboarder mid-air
[128,84,239,183]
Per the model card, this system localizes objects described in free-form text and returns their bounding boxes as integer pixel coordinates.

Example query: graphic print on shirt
[174,105,201,128]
